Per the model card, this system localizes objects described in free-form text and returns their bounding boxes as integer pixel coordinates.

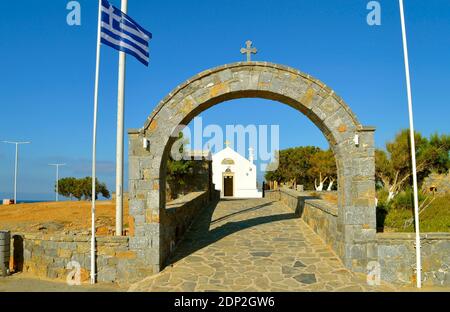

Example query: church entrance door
[224,175,234,197]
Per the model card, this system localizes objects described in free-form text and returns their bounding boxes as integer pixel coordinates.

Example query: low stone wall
[302,199,339,251]
[377,233,450,287]
[266,188,450,287]
[9,234,152,285]
[264,189,281,202]
[160,190,220,267]
[265,189,338,251]
[6,191,219,285]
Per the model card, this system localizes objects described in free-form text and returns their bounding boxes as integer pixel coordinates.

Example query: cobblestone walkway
[129,199,396,292]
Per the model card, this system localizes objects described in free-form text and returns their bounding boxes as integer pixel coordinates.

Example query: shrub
[390,187,426,210]
[378,191,450,232]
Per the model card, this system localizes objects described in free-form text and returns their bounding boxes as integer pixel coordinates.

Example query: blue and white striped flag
[100,0,152,66]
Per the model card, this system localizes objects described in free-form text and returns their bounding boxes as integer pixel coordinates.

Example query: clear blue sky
[1,0,449,200]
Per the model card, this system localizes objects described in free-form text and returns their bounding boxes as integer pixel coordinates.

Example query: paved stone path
[129,198,397,292]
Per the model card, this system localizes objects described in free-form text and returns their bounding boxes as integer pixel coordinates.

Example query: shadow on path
[210,201,273,225]
[166,199,298,266]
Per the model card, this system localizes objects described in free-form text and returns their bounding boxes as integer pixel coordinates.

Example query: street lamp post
[49,164,66,201]
[2,141,31,204]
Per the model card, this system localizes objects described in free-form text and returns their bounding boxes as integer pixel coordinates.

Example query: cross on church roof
[240,40,257,62]
[225,140,231,148]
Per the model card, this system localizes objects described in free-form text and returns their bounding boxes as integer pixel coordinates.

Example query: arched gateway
[128,62,377,274]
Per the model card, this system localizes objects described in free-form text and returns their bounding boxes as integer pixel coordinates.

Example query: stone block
[129,236,151,249]
[115,251,137,260]
[344,208,366,226]
[23,248,32,260]
[98,267,117,283]
[128,157,142,180]
[72,254,88,268]
[348,244,365,260]
[129,199,145,215]
[218,69,232,82]
[57,249,72,258]
[76,244,90,254]
[97,246,116,257]
[45,248,58,258]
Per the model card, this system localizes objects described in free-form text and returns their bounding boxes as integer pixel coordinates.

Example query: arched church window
[221,158,235,165]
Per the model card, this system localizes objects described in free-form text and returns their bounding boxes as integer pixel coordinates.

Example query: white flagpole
[14,143,18,203]
[399,0,422,288]
[115,0,128,237]
[90,0,103,285]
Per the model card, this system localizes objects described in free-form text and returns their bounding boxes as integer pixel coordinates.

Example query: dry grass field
[0,200,129,235]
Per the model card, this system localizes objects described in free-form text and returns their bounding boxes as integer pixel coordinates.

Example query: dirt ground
[0,200,129,235]
[0,272,121,292]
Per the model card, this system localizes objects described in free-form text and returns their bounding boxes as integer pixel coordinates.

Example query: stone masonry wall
[377,233,450,287]
[266,189,338,252]
[264,189,281,202]
[160,190,220,266]
[9,234,152,285]
[267,188,450,286]
[302,200,339,252]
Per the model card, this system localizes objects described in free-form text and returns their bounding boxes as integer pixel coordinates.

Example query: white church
[212,143,262,198]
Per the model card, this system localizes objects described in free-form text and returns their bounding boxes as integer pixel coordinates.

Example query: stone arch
[128,62,376,274]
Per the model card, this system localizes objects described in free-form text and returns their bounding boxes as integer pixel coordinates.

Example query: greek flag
[100,0,152,66]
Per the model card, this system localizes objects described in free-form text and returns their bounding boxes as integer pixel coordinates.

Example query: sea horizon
[0,197,112,204]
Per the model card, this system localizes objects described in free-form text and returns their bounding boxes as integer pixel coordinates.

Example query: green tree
[57,177,110,201]
[376,130,427,201]
[166,132,196,199]
[426,133,450,174]
[307,149,337,191]
[79,177,110,200]
[265,146,336,190]
[375,149,393,191]
[376,129,450,202]
[57,177,78,200]
[265,147,318,187]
